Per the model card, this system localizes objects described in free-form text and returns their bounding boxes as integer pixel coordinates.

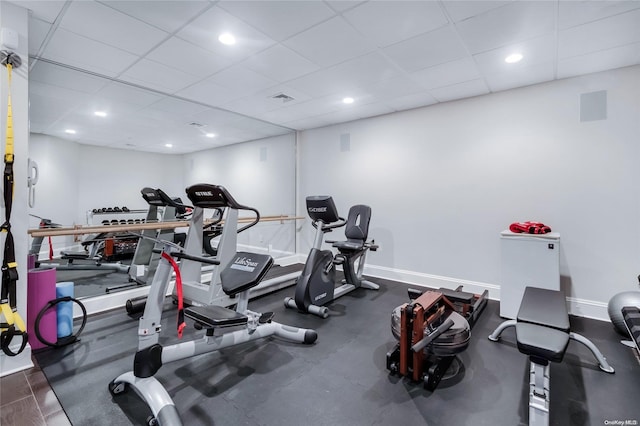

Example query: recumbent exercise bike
[284,195,379,318]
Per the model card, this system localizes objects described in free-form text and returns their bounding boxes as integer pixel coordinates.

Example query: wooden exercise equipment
[387,286,488,390]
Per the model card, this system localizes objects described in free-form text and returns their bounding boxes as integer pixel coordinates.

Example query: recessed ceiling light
[94,111,107,117]
[165,143,173,148]
[342,97,355,104]
[65,129,76,134]
[218,33,236,45]
[205,133,216,138]
[505,53,523,64]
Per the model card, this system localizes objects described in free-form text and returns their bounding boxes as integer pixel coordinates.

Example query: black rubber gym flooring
[34,278,640,426]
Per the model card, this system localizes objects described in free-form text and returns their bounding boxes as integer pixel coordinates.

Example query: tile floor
[0,357,71,426]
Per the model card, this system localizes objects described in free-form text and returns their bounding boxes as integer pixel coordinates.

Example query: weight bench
[621,306,640,357]
[488,286,614,426]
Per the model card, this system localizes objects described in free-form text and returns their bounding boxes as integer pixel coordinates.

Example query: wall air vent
[270,93,295,103]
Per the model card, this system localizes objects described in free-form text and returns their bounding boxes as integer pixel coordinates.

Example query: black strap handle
[34,297,87,348]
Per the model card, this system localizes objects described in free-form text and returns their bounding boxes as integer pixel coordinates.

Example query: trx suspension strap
[0,57,27,356]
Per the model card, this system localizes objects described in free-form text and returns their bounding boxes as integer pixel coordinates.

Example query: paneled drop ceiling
[9,0,640,154]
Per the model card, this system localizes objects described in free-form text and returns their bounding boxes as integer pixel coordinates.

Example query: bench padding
[517,287,570,332]
[185,305,248,328]
[515,287,571,364]
[622,306,640,348]
[516,322,570,363]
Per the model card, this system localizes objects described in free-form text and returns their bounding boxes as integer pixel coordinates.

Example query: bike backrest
[344,205,371,242]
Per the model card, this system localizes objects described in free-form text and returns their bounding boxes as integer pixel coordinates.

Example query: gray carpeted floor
[35,278,640,426]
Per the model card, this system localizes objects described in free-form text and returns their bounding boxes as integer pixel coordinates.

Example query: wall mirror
[27,58,298,307]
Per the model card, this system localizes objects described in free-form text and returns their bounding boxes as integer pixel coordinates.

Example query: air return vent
[270,93,295,103]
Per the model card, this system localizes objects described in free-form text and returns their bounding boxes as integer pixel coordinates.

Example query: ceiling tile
[301,101,394,126]
[483,61,555,92]
[441,1,511,23]
[281,115,335,130]
[59,1,169,55]
[257,96,342,124]
[28,90,82,127]
[94,81,164,107]
[429,79,490,103]
[100,0,211,33]
[309,106,369,126]
[218,0,336,41]
[190,107,251,128]
[43,28,139,77]
[29,18,52,56]
[175,77,241,107]
[145,97,211,119]
[74,96,143,119]
[383,25,469,72]
[557,42,640,79]
[283,16,375,67]
[206,64,279,98]
[242,44,320,83]
[119,58,203,94]
[385,92,438,112]
[352,101,395,120]
[454,1,555,54]
[30,61,108,93]
[325,0,365,12]
[145,37,234,79]
[330,52,403,86]
[29,81,92,104]
[357,76,427,103]
[176,5,276,61]
[285,52,402,98]
[558,9,640,59]
[221,85,313,117]
[411,57,482,90]
[343,1,448,47]
[221,95,284,117]
[473,34,556,75]
[281,68,347,98]
[10,0,67,23]
[558,0,640,30]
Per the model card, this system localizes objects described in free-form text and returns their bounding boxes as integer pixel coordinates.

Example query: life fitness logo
[308,207,327,213]
[230,256,259,272]
[195,191,213,197]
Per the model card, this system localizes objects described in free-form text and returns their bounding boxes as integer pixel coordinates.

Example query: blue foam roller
[56,281,74,338]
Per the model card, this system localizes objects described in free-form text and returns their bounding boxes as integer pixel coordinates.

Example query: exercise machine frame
[386,286,488,390]
[284,196,379,318]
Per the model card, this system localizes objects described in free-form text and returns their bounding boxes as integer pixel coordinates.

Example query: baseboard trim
[362,264,610,322]
[363,264,501,300]
[566,297,609,322]
[0,344,33,377]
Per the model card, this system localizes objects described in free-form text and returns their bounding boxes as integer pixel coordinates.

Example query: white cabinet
[500,231,560,319]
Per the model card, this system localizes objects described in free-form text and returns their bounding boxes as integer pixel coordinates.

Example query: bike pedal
[259,312,275,323]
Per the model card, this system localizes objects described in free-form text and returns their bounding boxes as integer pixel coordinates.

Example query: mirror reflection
[27,60,298,304]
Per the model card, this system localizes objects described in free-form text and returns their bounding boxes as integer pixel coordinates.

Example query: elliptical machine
[109,184,318,426]
[284,196,379,318]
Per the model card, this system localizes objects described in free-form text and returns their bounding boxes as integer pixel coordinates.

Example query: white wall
[182,133,297,256]
[29,134,185,253]
[297,65,640,320]
[29,134,80,250]
[76,144,185,222]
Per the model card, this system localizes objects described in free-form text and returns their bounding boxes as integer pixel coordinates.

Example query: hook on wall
[0,50,22,69]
